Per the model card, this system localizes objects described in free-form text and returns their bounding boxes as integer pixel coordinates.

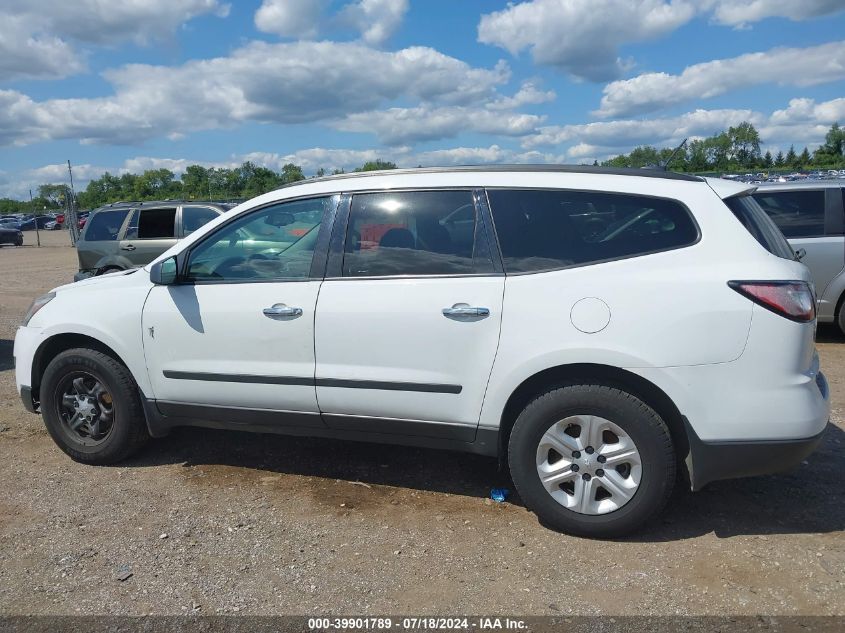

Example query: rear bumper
[684,370,829,490]
[686,423,825,490]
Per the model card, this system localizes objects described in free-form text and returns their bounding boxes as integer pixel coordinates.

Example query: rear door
[314,189,504,440]
[121,206,178,266]
[753,188,845,306]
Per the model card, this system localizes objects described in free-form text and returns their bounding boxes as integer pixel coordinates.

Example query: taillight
[728,281,816,322]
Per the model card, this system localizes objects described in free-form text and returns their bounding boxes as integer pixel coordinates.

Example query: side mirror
[150,256,178,285]
[794,247,807,262]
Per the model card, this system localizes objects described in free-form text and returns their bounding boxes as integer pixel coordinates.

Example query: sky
[1,0,845,199]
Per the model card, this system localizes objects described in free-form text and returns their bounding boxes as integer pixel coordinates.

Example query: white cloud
[487,80,556,110]
[334,105,544,145]
[703,0,845,27]
[477,0,845,80]
[255,0,408,44]
[254,0,327,39]
[341,0,409,46]
[477,0,697,81]
[0,0,229,81]
[596,41,845,118]
[0,42,510,146]
[0,17,86,82]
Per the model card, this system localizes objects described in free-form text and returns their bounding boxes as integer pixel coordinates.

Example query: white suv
[14,166,830,537]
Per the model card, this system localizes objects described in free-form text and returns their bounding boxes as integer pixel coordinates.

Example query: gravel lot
[0,230,843,616]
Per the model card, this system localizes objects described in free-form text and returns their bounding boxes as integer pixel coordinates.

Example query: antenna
[661,138,688,171]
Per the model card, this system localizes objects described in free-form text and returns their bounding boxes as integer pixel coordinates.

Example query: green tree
[823,122,844,157]
[785,145,798,168]
[280,163,305,184]
[37,184,71,208]
[762,150,773,168]
[240,161,282,198]
[799,147,811,167]
[726,122,762,167]
[357,160,397,172]
[182,165,210,199]
[774,150,785,167]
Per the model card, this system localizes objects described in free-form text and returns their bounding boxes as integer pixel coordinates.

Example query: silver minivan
[74,201,226,281]
[753,182,845,333]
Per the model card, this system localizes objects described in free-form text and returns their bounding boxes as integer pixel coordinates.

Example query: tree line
[0,160,398,215]
[2,121,844,215]
[602,122,845,172]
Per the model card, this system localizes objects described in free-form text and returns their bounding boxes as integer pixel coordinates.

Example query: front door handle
[442,304,490,318]
[121,244,136,251]
[263,303,303,318]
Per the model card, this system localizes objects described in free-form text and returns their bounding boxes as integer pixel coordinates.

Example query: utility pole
[67,160,78,245]
[29,189,40,247]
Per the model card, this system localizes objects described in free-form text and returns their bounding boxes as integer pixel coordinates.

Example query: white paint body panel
[142,282,321,412]
[314,277,504,425]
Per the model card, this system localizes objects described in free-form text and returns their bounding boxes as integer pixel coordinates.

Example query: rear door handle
[263,303,303,318]
[442,304,490,318]
[121,244,136,251]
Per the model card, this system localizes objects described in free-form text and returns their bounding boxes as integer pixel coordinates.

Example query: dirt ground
[0,230,843,616]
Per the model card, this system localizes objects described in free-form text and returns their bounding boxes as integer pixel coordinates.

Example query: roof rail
[271,164,702,192]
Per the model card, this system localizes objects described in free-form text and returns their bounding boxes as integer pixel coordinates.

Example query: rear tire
[40,348,149,464]
[508,384,675,538]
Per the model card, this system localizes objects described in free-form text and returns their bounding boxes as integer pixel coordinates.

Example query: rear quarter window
[486,189,698,273]
[82,210,129,241]
[724,195,795,260]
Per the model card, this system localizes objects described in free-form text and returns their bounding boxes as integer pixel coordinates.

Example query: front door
[142,196,337,425]
[314,190,504,440]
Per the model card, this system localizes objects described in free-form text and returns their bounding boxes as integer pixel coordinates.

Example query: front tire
[40,348,149,464]
[508,384,675,538]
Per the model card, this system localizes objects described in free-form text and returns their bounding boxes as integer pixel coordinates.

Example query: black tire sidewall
[509,385,674,538]
[41,350,143,462]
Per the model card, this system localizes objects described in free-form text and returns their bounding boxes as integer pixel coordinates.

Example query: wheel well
[835,287,845,325]
[96,265,124,275]
[31,333,128,399]
[498,363,689,467]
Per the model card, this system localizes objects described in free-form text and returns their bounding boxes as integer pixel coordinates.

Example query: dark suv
[74,201,228,281]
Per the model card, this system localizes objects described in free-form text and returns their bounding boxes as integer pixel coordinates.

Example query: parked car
[15,166,829,537]
[752,182,845,333]
[0,226,23,246]
[16,215,57,231]
[0,217,22,230]
[73,201,227,280]
[77,212,90,230]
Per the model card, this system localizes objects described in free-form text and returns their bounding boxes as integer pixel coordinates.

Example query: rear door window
[82,210,129,241]
[724,195,795,260]
[125,208,177,239]
[751,190,825,238]
[486,189,698,273]
[342,191,495,277]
